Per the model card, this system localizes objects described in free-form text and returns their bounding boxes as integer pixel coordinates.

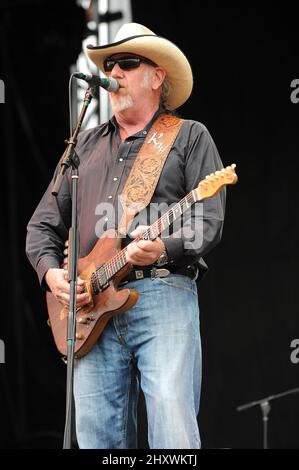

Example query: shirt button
[126,141,130,145]
[104,217,108,222]
[108,195,112,199]
[143,131,147,135]
[113,177,118,181]
[119,158,123,162]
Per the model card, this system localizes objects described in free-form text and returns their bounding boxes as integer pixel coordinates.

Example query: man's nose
[110,63,124,77]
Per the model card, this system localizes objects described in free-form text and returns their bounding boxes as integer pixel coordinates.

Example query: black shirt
[26,110,226,286]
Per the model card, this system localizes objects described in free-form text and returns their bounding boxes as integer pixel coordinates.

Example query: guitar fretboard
[94,189,199,287]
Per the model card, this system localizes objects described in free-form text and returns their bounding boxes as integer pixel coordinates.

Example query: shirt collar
[102,118,115,136]
[107,106,165,139]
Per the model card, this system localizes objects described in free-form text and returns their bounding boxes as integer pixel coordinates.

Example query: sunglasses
[103,55,157,72]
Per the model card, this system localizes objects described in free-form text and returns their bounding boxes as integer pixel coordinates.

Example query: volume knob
[76,332,85,341]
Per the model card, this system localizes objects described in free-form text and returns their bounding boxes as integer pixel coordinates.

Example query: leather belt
[119,265,198,285]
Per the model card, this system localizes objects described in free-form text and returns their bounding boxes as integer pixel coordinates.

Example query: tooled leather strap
[118,113,184,236]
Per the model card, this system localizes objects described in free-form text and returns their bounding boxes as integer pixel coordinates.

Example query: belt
[119,265,198,284]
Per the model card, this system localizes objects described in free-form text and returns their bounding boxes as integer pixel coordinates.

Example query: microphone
[73,73,119,92]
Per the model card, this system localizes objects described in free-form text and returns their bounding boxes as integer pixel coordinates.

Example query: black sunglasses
[103,55,157,72]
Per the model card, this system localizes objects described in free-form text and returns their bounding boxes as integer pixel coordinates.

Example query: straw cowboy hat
[86,22,193,110]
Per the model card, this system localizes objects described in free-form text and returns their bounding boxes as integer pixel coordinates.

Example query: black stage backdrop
[0,1,298,449]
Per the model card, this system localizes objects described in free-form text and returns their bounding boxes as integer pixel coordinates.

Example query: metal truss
[71,0,132,131]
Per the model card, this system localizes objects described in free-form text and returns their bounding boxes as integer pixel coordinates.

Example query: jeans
[74,273,202,449]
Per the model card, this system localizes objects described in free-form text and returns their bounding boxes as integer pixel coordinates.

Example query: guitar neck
[89,164,237,292]
[101,189,199,282]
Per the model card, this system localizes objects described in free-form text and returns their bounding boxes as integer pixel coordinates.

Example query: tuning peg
[65,240,69,247]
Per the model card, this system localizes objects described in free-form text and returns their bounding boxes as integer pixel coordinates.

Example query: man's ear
[152,67,166,90]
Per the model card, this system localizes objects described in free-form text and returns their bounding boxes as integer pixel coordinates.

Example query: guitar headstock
[196,164,238,200]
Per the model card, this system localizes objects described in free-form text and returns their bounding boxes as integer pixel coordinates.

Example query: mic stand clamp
[260,400,271,450]
[64,138,80,166]
[52,87,95,449]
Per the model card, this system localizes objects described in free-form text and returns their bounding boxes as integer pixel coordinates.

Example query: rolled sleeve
[36,256,61,289]
[26,166,71,289]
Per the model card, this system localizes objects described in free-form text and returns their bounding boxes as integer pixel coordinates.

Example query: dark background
[0,0,298,449]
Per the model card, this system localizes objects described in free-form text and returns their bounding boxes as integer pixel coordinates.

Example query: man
[26,23,225,449]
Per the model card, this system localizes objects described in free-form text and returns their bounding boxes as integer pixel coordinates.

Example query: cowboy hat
[85,23,193,110]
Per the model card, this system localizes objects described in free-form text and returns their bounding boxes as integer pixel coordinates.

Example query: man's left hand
[125,225,165,266]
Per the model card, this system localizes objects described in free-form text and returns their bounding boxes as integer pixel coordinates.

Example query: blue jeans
[74,274,202,449]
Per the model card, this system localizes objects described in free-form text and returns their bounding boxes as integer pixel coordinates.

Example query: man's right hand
[45,268,90,308]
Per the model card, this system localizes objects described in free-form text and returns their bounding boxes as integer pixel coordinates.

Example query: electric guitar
[46,164,238,358]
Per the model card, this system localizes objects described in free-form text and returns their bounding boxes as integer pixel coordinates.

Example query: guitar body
[46,229,138,358]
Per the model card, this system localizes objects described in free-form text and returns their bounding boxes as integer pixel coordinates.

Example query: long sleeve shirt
[26,110,226,287]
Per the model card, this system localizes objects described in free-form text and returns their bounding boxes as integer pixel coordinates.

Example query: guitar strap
[118,113,184,236]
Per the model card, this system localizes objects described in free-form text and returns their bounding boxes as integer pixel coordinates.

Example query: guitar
[46,164,238,358]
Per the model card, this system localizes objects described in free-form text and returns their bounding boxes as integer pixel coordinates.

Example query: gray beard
[111,71,154,113]
[111,94,134,113]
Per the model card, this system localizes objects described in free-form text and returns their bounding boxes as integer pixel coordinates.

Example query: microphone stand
[52,86,95,449]
[237,386,299,449]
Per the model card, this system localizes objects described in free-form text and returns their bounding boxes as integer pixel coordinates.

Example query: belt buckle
[151,267,170,279]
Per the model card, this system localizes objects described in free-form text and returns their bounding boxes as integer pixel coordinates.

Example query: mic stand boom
[52,87,95,449]
[237,386,299,449]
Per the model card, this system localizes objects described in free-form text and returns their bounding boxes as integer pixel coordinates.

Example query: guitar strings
[102,192,196,282]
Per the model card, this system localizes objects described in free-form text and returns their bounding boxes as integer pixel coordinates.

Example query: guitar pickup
[91,264,109,294]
